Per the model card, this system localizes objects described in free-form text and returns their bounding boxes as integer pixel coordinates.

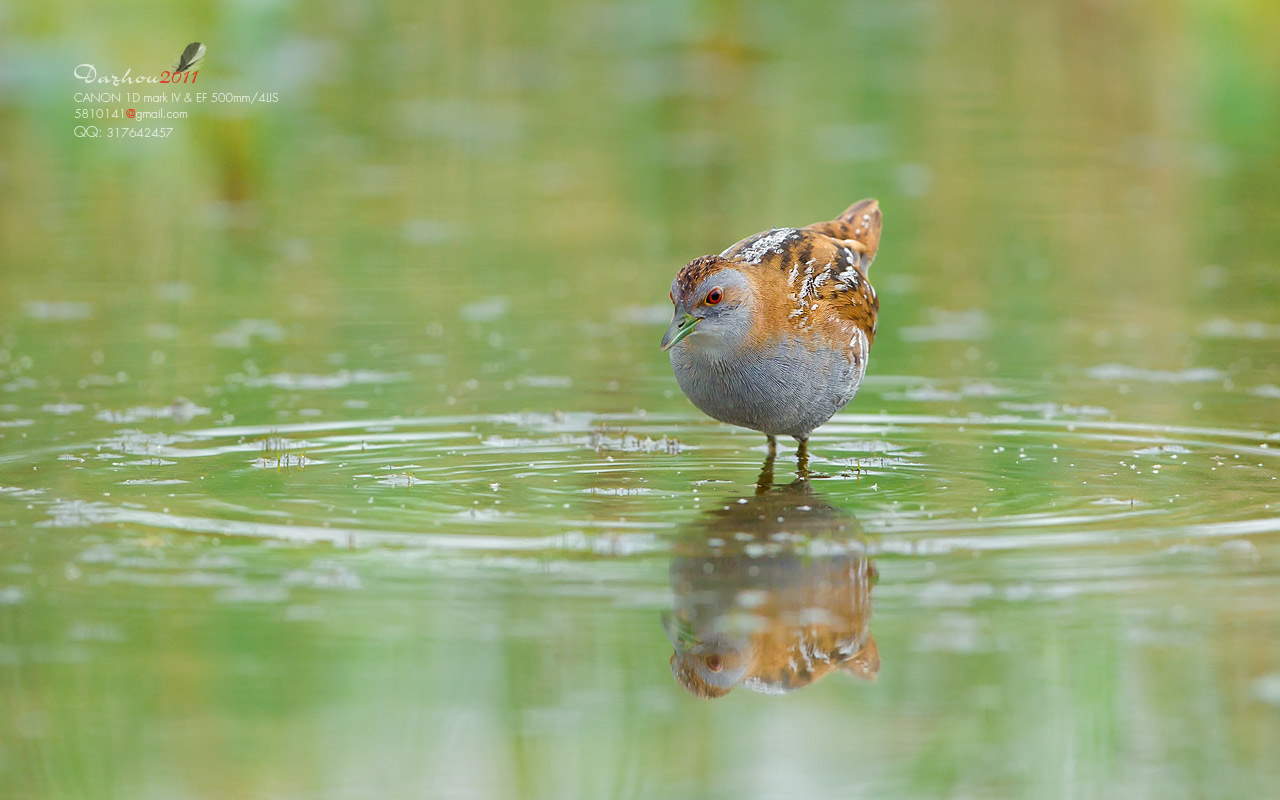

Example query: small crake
[662,199,882,457]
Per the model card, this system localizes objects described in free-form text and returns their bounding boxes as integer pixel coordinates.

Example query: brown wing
[719,199,881,353]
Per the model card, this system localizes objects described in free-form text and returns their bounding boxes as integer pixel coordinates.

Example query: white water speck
[517,375,572,389]
[213,319,286,349]
[913,612,982,652]
[894,386,961,402]
[376,473,420,487]
[120,479,190,486]
[460,296,509,322]
[998,401,1111,418]
[1253,674,1280,707]
[96,401,211,424]
[232,370,407,390]
[284,561,362,590]
[1133,444,1192,456]
[401,218,457,245]
[25,301,92,321]
[42,403,86,415]
[619,305,672,325]
[900,309,990,342]
[1086,364,1226,383]
[1200,318,1280,340]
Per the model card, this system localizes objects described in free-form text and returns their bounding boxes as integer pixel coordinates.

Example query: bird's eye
[705,288,723,305]
[705,654,723,672]
[669,290,675,305]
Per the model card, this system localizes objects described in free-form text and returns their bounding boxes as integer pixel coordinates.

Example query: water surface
[2,0,1279,797]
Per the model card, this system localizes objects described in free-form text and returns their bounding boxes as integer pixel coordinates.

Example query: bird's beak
[661,611,680,648]
[661,611,699,649]
[661,312,699,352]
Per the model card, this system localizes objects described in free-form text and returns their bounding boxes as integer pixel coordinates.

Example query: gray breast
[669,337,864,438]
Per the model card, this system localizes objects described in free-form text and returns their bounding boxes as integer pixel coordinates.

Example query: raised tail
[804,198,882,270]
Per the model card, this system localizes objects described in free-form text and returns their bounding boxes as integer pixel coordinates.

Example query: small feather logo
[174,42,206,74]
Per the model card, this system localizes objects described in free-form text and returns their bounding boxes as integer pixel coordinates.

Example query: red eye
[705,654,723,672]
[669,290,675,304]
[705,288,723,305]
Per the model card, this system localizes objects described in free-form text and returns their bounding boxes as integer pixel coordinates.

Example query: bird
[660,198,882,456]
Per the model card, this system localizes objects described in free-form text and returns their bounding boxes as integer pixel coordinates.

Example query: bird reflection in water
[663,453,878,698]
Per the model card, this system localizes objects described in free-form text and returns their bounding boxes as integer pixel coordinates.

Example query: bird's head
[662,610,752,699]
[661,256,756,356]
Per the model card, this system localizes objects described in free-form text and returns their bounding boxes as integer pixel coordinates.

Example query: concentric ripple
[3,407,1277,575]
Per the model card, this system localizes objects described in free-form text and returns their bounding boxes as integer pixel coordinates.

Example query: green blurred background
[2,0,1279,798]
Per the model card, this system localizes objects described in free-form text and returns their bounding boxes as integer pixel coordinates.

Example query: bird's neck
[683,310,756,363]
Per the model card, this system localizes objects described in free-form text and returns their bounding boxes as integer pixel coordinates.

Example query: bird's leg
[794,435,810,478]
[756,436,777,494]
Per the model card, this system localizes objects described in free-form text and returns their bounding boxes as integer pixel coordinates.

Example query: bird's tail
[805,198,882,270]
